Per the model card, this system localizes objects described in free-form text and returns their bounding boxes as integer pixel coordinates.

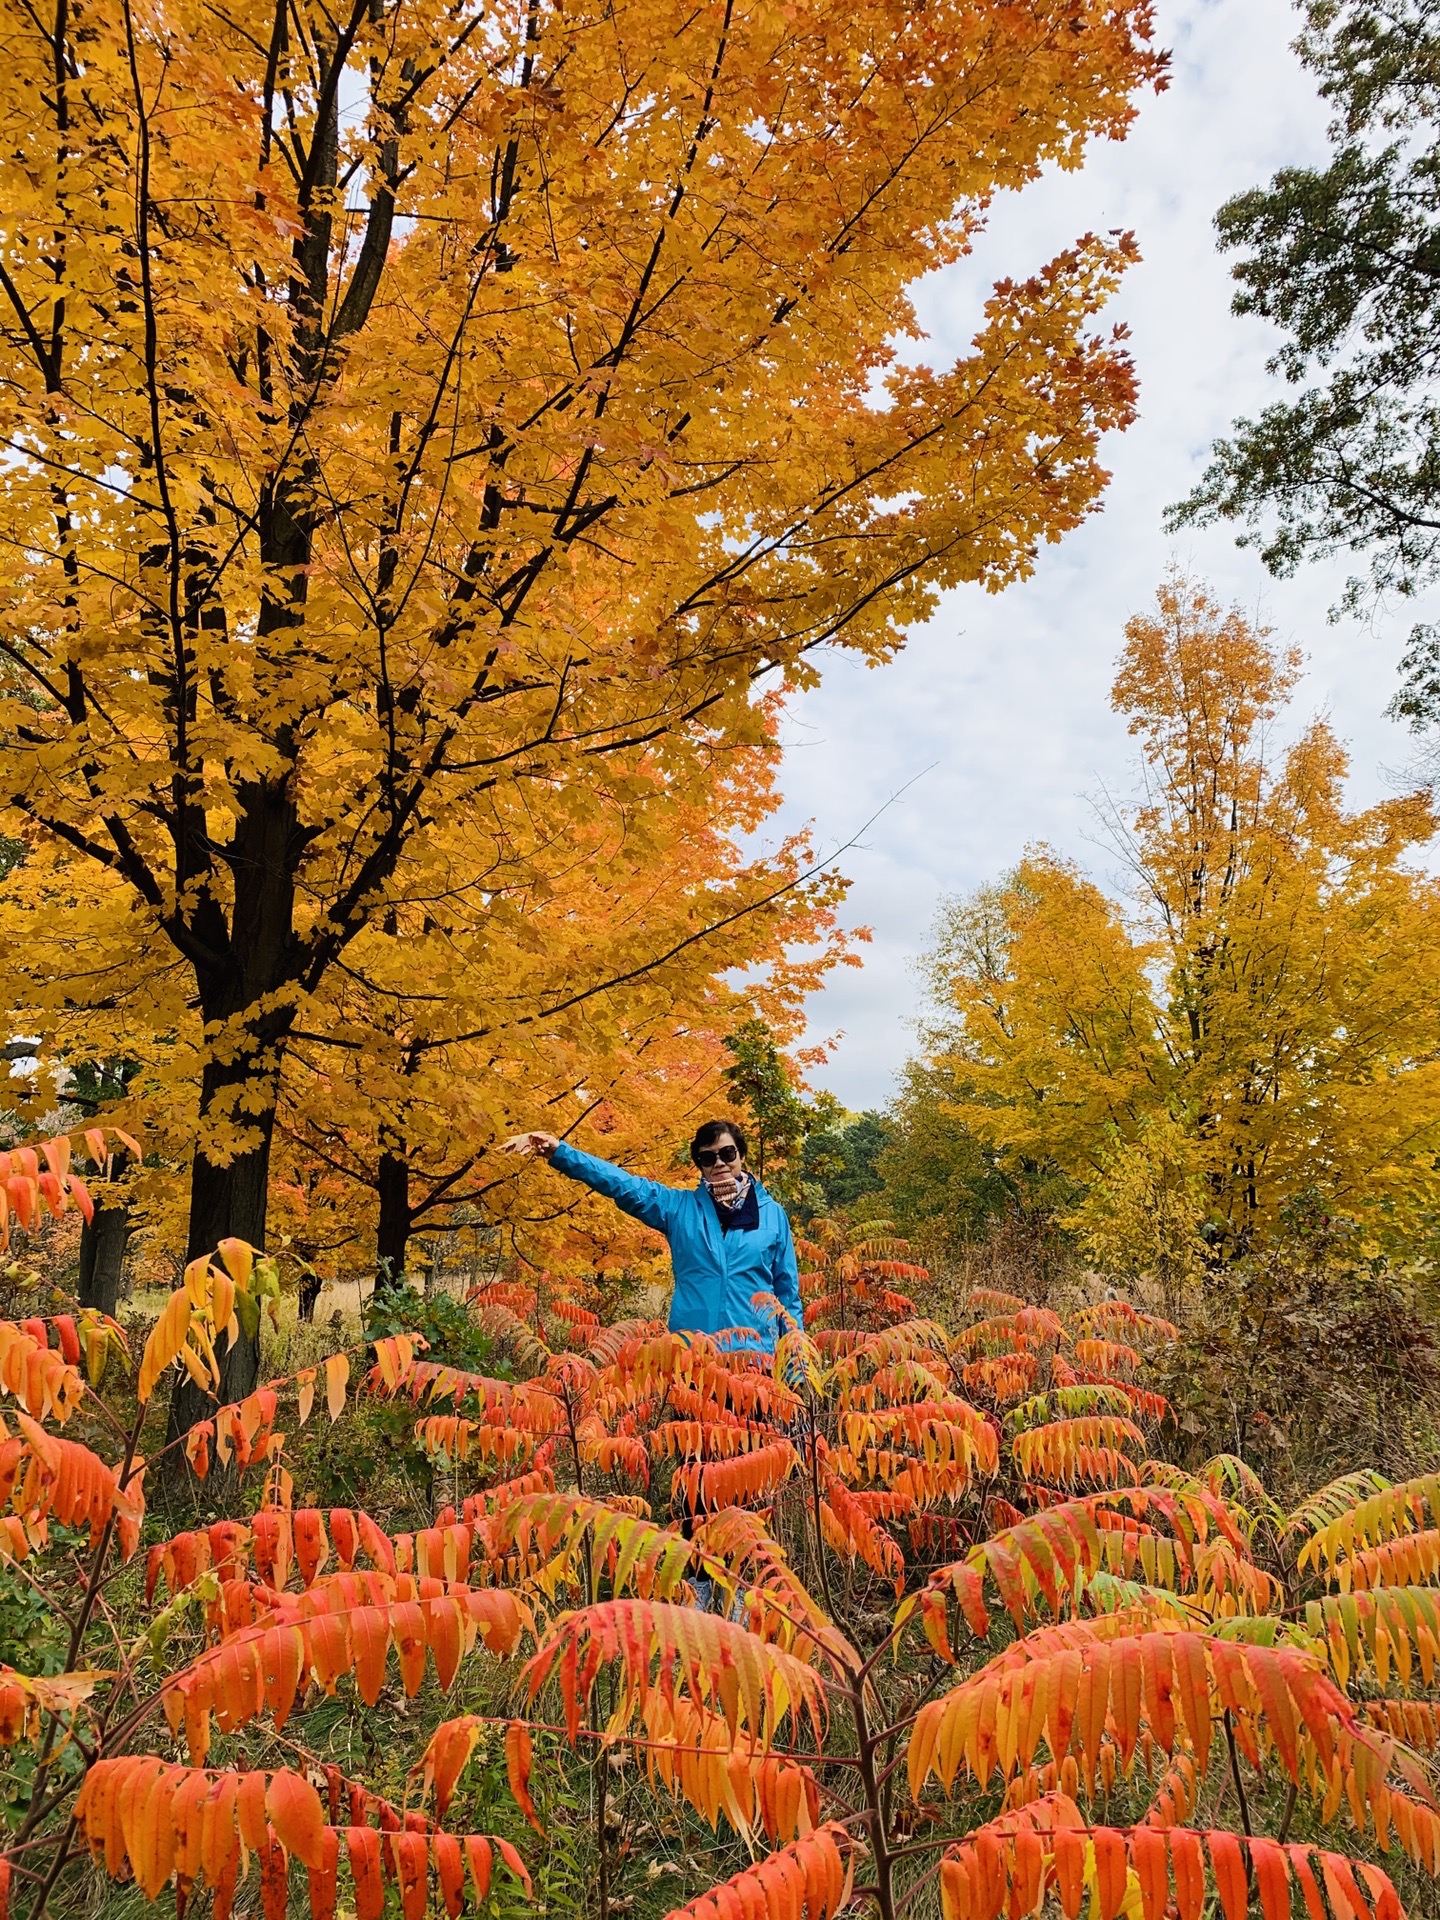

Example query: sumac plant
[0,1228,1436,1920]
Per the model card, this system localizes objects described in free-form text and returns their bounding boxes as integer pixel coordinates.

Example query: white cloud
[772,0,1434,1111]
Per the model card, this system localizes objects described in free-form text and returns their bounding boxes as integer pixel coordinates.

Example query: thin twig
[1276,1779,1299,1846]
[1222,1710,1254,1838]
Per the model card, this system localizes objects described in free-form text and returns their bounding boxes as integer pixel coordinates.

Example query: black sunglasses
[696,1144,740,1168]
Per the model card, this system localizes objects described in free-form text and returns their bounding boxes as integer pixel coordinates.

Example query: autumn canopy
[0,0,1164,1414]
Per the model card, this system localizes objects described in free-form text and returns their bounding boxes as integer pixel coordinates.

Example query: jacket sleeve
[549,1141,678,1235]
[770,1208,805,1336]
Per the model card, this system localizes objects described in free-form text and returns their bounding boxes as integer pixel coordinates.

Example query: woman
[501,1118,803,1353]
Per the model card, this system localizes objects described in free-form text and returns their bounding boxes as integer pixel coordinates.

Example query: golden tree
[0,0,1161,1227]
[930,575,1440,1267]
[0,0,1162,1419]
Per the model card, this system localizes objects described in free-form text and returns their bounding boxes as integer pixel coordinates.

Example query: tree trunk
[163,757,302,1449]
[186,1120,274,1261]
[375,1148,412,1292]
[135,39,374,1453]
[77,1201,129,1318]
[166,1050,281,1449]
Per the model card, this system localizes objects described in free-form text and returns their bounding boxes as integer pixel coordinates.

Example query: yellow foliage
[933,575,1440,1265]
[0,0,1162,1302]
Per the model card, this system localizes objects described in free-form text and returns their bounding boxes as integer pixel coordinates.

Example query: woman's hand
[501,1131,559,1159]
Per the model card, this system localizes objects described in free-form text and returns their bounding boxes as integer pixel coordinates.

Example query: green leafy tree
[796,1108,891,1218]
[878,882,1076,1257]
[721,1019,811,1188]
[722,1029,894,1218]
[878,1057,1071,1256]
[1171,0,1440,709]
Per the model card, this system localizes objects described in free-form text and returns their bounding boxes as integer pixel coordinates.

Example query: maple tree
[0,0,1162,1326]
[0,1160,1428,1920]
[920,575,1440,1275]
[721,1018,815,1190]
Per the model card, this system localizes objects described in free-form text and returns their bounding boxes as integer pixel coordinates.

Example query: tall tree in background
[722,1018,814,1186]
[876,1055,1046,1251]
[0,0,1162,1328]
[794,1107,890,1219]
[1171,0,1440,713]
[925,576,1440,1273]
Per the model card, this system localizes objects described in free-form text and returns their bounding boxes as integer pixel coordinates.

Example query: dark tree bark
[186,1077,278,1259]
[77,1201,129,1318]
[168,1026,286,1453]
[182,764,304,1262]
[166,774,303,1445]
[156,33,357,1444]
[375,1147,412,1291]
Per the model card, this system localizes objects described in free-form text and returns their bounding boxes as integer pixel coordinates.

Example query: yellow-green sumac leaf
[1305,1586,1440,1689]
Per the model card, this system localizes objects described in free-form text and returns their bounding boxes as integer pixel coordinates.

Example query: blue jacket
[551,1141,803,1354]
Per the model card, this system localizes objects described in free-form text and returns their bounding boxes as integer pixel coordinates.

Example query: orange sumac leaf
[1251,1836,1292,1920]
[171,1585,530,1761]
[818,1477,905,1593]
[506,1720,543,1833]
[415,1415,536,1467]
[1012,1416,1147,1486]
[664,1823,850,1920]
[434,1831,465,1919]
[910,1625,1356,1800]
[347,1826,385,1920]
[266,1770,325,1869]
[137,1289,192,1404]
[325,1352,349,1422]
[391,1831,429,1920]
[937,1818,1406,1920]
[3,1415,144,1551]
[1208,1829,1250,1920]
[483,1489,692,1602]
[0,1667,97,1744]
[77,1759,334,1899]
[640,1696,820,1844]
[308,1827,340,1920]
[526,1598,826,1745]
[671,1440,799,1513]
[0,1321,84,1423]
[414,1714,483,1818]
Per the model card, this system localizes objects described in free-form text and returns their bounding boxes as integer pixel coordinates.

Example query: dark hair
[690,1117,747,1166]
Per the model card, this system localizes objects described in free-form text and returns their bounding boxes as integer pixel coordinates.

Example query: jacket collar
[710,1174,759,1232]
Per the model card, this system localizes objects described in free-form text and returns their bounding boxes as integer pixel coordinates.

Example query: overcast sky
[771,0,1432,1112]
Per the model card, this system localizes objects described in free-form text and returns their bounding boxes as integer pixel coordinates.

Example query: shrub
[0,1179,1432,1920]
